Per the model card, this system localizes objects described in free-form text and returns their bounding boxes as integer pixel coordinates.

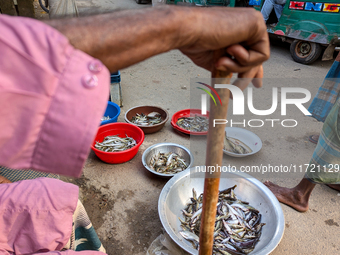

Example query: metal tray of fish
[223,127,262,157]
[179,186,266,254]
[171,109,209,135]
[142,143,194,177]
[158,168,284,255]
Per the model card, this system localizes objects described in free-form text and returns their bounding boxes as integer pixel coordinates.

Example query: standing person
[264,54,340,212]
[0,6,269,254]
[308,53,340,144]
[261,0,286,24]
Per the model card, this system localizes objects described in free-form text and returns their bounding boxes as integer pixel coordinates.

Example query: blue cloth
[308,61,340,122]
[261,0,286,22]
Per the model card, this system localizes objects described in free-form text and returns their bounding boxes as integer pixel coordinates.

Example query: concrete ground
[47,0,340,254]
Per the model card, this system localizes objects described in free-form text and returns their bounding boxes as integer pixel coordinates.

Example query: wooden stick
[199,57,232,255]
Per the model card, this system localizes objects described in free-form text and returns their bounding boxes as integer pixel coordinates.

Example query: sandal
[308,135,319,144]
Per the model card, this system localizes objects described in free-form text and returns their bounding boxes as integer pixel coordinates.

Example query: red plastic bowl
[171,109,210,135]
[91,123,145,164]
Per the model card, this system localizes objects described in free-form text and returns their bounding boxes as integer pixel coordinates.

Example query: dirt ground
[32,1,340,254]
[62,172,167,255]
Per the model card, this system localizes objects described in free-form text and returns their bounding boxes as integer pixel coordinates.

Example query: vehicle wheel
[136,0,142,3]
[290,40,322,65]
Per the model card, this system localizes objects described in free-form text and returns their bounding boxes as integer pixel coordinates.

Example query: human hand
[0,175,11,184]
[178,7,269,88]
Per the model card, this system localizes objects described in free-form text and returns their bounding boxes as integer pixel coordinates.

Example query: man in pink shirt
[0,6,269,254]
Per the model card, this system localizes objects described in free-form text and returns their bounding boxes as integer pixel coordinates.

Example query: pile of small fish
[130,112,162,126]
[95,135,136,152]
[176,115,208,132]
[149,152,188,174]
[179,186,265,254]
[101,116,111,121]
[224,132,252,155]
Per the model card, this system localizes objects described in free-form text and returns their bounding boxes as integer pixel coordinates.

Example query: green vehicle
[167,0,340,64]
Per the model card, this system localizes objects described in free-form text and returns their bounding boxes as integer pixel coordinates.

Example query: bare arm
[45,6,269,79]
[0,175,11,184]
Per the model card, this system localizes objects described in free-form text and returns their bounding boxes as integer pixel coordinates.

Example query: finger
[226,43,270,66]
[215,56,256,73]
[232,77,252,93]
[231,65,262,98]
[252,65,263,88]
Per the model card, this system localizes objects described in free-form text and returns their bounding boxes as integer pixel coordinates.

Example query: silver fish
[224,131,253,154]
[179,187,265,254]
[94,135,136,152]
[176,115,208,132]
[149,152,187,174]
[101,116,111,121]
[130,112,162,126]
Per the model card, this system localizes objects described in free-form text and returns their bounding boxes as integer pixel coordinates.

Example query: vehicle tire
[136,0,142,3]
[290,40,322,65]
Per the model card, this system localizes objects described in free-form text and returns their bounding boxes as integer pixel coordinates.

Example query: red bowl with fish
[91,123,145,164]
[171,109,209,135]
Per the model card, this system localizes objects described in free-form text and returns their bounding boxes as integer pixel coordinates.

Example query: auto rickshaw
[167,0,340,64]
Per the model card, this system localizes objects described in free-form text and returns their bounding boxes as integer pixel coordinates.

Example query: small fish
[176,115,208,132]
[101,116,111,121]
[94,135,136,152]
[224,132,252,155]
[180,231,199,243]
[130,112,162,126]
[149,152,187,174]
[179,187,264,255]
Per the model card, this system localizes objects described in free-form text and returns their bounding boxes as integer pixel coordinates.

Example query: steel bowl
[142,143,194,178]
[158,168,285,255]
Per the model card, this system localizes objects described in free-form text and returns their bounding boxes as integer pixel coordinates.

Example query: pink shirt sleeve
[0,178,78,254]
[0,15,110,177]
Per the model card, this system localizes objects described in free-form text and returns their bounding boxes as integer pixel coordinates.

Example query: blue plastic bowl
[100,101,121,126]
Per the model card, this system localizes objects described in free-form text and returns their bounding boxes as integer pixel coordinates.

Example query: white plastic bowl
[223,127,262,157]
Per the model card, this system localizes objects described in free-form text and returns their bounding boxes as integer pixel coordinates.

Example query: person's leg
[327,184,340,191]
[261,0,275,22]
[273,3,284,20]
[264,179,316,212]
[265,99,340,212]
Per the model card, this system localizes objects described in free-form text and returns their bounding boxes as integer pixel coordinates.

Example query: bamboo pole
[199,53,232,255]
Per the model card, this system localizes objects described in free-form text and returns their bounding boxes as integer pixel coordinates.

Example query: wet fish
[176,115,208,132]
[179,186,265,254]
[101,116,111,121]
[149,152,188,174]
[130,112,162,126]
[94,135,136,152]
[224,132,252,154]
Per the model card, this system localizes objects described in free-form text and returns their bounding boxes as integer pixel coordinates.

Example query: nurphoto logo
[197,83,312,128]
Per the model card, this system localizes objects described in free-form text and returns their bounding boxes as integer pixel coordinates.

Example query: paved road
[64,1,340,254]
